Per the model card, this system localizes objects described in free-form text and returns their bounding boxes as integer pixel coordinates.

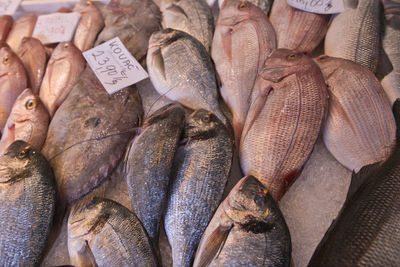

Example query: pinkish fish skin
[240,49,328,201]
[18,37,48,95]
[39,42,86,117]
[212,0,276,145]
[73,0,104,52]
[0,15,13,42]
[0,88,49,154]
[6,14,37,53]
[0,46,27,134]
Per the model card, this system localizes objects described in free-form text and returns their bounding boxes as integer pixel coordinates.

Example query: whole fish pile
[0,0,398,267]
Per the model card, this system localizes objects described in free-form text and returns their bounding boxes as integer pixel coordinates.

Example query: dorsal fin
[346,162,380,202]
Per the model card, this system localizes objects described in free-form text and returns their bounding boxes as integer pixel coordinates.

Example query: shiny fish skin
[6,14,37,53]
[381,1,400,104]
[0,140,56,266]
[147,29,228,126]
[194,176,291,267]
[96,0,161,66]
[39,42,86,117]
[161,0,214,51]
[324,0,381,73]
[124,103,185,243]
[308,99,400,266]
[212,0,276,144]
[68,198,158,267]
[315,56,396,172]
[0,88,49,154]
[73,0,104,52]
[165,109,233,267]
[240,49,328,201]
[0,45,27,134]
[18,37,47,94]
[0,15,12,41]
[269,0,330,54]
[41,67,143,205]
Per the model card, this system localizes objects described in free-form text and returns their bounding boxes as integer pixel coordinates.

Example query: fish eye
[202,114,211,123]
[64,43,69,49]
[85,1,93,5]
[25,99,37,110]
[17,149,29,159]
[2,55,9,64]
[287,53,296,60]
[254,194,265,206]
[238,2,247,9]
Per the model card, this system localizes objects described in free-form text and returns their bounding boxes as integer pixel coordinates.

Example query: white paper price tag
[83,37,149,95]
[287,0,344,14]
[32,12,81,44]
[0,0,21,15]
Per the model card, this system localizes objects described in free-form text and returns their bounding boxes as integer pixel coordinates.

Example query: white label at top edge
[32,12,81,44]
[83,37,149,95]
[0,0,22,15]
[287,0,344,14]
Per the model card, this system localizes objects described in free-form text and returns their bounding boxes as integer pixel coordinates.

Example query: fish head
[148,28,183,49]
[313,55,342,78]
[0,141,40,183]
[219,0,263,26]
[260,49,309,82]
[184,109,223,140]
[224,175,277,233]
[50,42,76,62]
[73,0,96,13]
[0,46,20,77]
[68,197,109,239]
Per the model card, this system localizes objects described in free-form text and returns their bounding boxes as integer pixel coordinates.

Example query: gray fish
[68,197,158,267]
[380,1,400,104]
[315,55,396,172]
[147,29,228,126]
[161,0,214,51]
[41,67,143,205]
[324,0,381,72]
[0,140,56,266]
[124,103,185,243]
[308,98,400,266]
[96,0,161,66]
[194,175,291,267]
[165,109,233,267]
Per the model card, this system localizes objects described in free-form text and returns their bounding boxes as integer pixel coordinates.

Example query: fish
[0,88,49,154]
[6,14,37,53]
[147,29,228,126]
[308,98,400,266]
[68,197,158,267]
[73,0,104,52]
[269,0,331,54]
[39,42,86,117]
[124,103,185,244]
[165,109,233,267]
[380,1,400,104]
[324,0,381,73]
[0,45,27,134]
[95,0,162,66]
[315,55,396,172]
[212,0,276,144]
[161,0,214,51]
[0,15,13,41]
[240,49,328,201]
[18,37,47,94]
[193,175,291,267]
[41,67,143,205]
[219,0,274,14]
[0,140,56,266]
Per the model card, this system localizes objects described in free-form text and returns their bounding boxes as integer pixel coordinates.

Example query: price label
[83,37,149,94]
[287,0,344,14]
[32,12,81,44]
[0,0,21,15]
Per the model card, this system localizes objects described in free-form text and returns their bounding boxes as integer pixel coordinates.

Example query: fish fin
[346,162,380,202]
[194,223,233,267]
[166,4,189,19]
[69,239,98,267]
[151,48,166,80]
[393,99,400,140]
[376,48,393,80]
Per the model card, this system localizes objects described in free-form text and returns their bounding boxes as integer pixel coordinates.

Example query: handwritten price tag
[83,37,149,94]
[287,0,344,14]
[0,0,21,15]
[32,12,81,44]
